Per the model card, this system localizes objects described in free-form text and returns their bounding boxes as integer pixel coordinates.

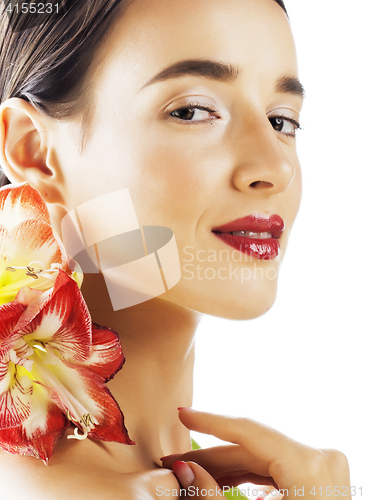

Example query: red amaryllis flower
[0,270,134,464]
[0,183,80,306]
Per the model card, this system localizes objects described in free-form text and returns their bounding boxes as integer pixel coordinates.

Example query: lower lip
[213,233,280,260]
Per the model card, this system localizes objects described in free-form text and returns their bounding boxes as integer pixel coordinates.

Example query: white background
[193,0,366,494]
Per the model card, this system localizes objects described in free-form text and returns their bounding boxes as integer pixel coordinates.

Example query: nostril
[250,180,274,189]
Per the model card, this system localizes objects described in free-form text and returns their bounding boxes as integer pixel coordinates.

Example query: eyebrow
[140,59,305,98]
[276,75,305,98]
[140,60,240,89]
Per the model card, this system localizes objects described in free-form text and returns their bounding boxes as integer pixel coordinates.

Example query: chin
[223,291,277,320]
[208,281,278,320]
[164,272,279,320]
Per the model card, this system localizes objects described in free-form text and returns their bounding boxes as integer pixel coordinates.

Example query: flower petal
[0,300,27,358]
[14,287,43,307]
[86,381,134,445]
[0,374,33,429]
[85,323,125,382]
[0,220,70,306]
[0,184,50,231]
[7,220,63,269]
[43,357,134,445]
[0,359,14,393]
[10,338,34,370]
[16,271,92,362]
[0,395,68,464]
[0,224,10,275]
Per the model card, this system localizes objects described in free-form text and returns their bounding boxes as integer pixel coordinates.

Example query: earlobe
[0,97,64,204]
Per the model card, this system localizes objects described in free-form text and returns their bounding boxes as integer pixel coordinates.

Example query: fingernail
[177,407,194,412]
[160,453,180,462]
[172,461,195,489]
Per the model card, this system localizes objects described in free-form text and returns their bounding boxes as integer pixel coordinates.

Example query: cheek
[287,158,302,223]
[116,126,230,228]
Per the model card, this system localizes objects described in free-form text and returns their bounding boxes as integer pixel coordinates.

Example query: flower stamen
[32,343,48,354]
[5,261,62,282]
[69,426,89,440]
[66,410,98,440]
[26,267,40,279]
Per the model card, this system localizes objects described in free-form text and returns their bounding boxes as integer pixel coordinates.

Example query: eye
[268,116,301,137]
[169,104,218,123]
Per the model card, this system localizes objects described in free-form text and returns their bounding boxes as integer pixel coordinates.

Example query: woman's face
[53,0,303,319]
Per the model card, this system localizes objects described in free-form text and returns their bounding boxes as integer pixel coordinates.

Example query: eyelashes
[168,102,301,137]
[268,116,301,137]
[169,102,218,123]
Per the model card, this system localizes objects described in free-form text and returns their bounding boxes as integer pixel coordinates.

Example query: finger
[264,490,284,500]
[178,408,298,464]
[172,461,224,498]
[161,444,270,477]
[177,409,352,494]
[216,474,277,490]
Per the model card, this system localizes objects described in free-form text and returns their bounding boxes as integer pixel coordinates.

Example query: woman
[0,0,352,498]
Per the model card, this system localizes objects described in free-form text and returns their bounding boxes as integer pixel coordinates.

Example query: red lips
[212,214,285,260]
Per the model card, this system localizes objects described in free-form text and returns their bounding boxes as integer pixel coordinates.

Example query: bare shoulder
[0,444,180,500]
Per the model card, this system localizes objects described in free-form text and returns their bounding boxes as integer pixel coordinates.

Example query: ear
[0,97,64,204]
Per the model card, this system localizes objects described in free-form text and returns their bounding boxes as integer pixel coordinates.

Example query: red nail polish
[160,453,180,461]
[172,460,186,471]
[172,461,195,489]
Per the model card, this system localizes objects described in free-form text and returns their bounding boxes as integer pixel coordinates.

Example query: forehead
[93,0,297,96]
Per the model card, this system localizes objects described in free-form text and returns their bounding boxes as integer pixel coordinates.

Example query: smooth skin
[0,0,350,497]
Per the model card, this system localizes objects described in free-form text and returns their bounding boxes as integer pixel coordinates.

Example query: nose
[231,117,295,195]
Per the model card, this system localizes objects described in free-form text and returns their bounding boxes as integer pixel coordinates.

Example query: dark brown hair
[0,0,287,187]
[0,0,129,186]
[275,0,287,15]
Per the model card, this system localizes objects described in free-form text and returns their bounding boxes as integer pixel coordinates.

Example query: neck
[82,273,201,464]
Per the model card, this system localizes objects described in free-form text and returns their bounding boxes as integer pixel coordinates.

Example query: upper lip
[212,213,285,238]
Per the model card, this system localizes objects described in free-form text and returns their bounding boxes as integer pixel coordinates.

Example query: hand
[161,408,351,499]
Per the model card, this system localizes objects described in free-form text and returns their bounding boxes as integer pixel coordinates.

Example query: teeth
[231,231,272,239]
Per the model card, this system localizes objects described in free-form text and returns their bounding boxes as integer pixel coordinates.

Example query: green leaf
[191,437,201,451]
